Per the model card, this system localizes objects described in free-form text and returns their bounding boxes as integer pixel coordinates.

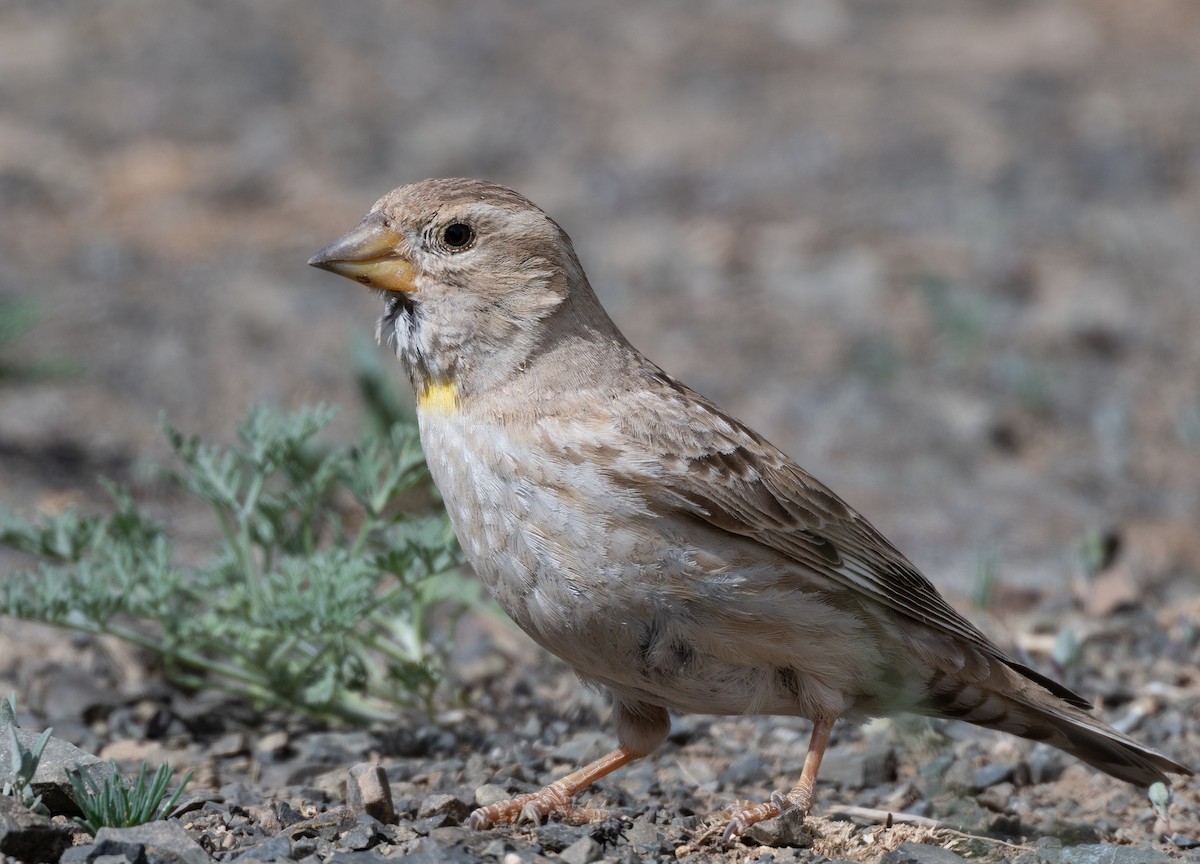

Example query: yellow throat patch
[418,380,460,414]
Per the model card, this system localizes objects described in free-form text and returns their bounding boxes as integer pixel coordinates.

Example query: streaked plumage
[309,178,1191,837]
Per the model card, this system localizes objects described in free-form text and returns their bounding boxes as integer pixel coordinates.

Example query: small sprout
[68,760,193,835]
[0,692,16,727]
[2,720,53,815]
[1052,627,1081,671]
[971,549,1000,611]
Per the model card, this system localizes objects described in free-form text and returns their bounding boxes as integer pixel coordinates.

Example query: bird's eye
[441,222,474,249]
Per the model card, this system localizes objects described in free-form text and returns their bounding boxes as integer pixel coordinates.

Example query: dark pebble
[1059,845,1175,864]
[339,815,386,851]
[973,762,1014,790]
[232,833,292,862]
[86,839,149,864]
[536,821,591,852]
[559,835,604,864]
[417,793,472,825]
[744,807,812,848]
[880,841,968,864]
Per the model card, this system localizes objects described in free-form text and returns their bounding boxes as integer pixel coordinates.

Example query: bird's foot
[723,789,813,841]
[467,783,572,830]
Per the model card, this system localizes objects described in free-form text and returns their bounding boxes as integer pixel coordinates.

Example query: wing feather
[613,372,1091,710]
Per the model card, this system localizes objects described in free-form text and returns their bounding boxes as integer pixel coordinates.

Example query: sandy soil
[0,1,1196,860]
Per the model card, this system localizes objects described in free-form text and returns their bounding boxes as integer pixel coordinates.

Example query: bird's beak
[307,212,417,293]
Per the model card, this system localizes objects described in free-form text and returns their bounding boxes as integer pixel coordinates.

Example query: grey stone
[340,815,386,851]
[393,838,479,864]
[744,807,812,848]
[558,835,603,864]
[819,744,897,789]
[326,850,392,864]
[207,733,248,758]
[0,726,116,816]
[549,731,610,765]
[1060,845,1174,864]
[254,731,290,760]
[0,793,70,863]
[94,821,211,864]
[536,822,590,852]
[719,752,769,788]
[973,762,1014,790]
[232,834,293,861]
[880,842,968,864]
[623,820,665,854]
[60,846,95,864]
[977,781,1015,813]
[474,783,511,808]
[346,762,396,824]
[416,792,471,825]
[1028,750,1066,785]
[88,839,150,864]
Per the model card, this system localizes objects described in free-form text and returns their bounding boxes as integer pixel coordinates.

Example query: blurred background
[1,0,1198,602]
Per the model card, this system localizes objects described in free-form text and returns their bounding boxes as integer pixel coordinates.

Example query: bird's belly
[419,411,890,721]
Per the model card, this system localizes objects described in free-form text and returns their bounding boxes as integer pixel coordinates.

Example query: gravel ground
[1,1,1198,861]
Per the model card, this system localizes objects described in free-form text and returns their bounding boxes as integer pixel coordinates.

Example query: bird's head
[309,178,598,403]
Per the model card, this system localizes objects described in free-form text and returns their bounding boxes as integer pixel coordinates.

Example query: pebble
[549,731,611,765]
[209,731,249,757]
[558,835,604,864]
[536,822,591,852]
[744,807,812,848]
[719,752,769,788]
[94,822,211,864]
[346,762,397,824]
[972,762,1014,790]
[622,820,666,855]
[417,792,473,824]
[0,794,69,863]
[819,744,898,789]
[340,815,386,851]
[474,782,512,808]
[232,834,292,861]
[880,841,968,864]
[255,731,291,760]
[976,781,1014,812]
[1059,845,1175,864]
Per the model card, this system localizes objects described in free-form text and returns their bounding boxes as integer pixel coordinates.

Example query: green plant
[970,548,1001,611]
[0,299,75,383]
[2,695,52,816]
[68,760,192,835]
[0,405,470,722]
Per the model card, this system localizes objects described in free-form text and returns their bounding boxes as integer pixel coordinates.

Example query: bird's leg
[468,745,639,829]
[724,716,835,840]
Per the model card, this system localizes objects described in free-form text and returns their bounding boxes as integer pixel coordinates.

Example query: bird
[308,178,1192,838]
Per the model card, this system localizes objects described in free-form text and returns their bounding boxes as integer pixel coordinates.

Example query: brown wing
[615,369,1091,710]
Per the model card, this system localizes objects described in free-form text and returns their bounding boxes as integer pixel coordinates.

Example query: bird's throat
[418,380,461,415]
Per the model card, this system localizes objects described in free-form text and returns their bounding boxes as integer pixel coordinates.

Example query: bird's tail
[926,667,1192,788]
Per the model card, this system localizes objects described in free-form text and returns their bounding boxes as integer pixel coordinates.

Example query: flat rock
[94,821,211,864]
[558,835,603,864]
[0,726,116,816]
[416,792,471,825]
[1059,845,1175,864]
[0,794,70,863]
[744,807,812,848]
[880,841,968,864]
[231,833,292,861]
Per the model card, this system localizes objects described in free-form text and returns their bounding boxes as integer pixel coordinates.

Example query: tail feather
[927,671,1192,787]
